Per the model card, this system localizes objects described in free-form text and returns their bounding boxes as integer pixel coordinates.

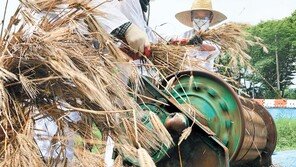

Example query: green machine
[136,70,277,167]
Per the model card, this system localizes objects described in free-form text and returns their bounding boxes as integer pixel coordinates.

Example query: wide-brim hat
[175,0,227,27]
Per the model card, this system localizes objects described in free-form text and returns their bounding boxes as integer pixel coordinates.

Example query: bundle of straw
[151,22,267,77]
[0,1,173,166]
[151,44,208,76]
[199,22,267,67]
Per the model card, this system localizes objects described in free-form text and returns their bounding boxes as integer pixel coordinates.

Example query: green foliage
[74,125,103,153]
[90,127,102,153]
[275,118,296,151]
[284,88,296,99]
[246,10,296,98]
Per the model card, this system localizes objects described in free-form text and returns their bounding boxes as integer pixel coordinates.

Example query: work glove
[139,0,150,13]
[125,23,150,55]
[169,38,189,45]
[188,35,203,46]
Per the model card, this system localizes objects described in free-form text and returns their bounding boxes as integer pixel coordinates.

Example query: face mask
[193,18,210,31]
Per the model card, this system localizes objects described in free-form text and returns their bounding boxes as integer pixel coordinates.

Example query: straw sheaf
[0,0,171,165]
[151,23,267,77]
[199,23,268,68]
[151,44,214,76]
[151,23,267,97]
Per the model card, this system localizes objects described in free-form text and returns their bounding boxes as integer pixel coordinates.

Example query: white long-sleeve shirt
[90,0,129,33]
[117,0,157,43]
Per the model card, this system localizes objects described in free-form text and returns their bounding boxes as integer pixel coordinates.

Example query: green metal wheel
[161,70,245,162]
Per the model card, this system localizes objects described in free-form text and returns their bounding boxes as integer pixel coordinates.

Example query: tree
[246,10,296,98]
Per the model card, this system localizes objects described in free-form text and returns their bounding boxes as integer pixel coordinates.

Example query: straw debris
[0,0,171,166]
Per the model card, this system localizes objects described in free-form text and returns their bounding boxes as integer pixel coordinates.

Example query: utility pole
[275,35,280,91]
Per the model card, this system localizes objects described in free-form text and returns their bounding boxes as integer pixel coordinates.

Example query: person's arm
[112,23,150,54]
[91,0,150,55]
[200,43,216,51]
[90,0,129,33]
[203,40,220,61]
[187,34,216,52]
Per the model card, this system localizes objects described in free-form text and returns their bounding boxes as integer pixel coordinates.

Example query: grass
[275,118,296,151]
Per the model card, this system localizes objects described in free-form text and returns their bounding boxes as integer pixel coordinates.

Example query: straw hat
[175,0,227,27]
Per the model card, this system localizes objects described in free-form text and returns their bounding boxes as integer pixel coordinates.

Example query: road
[272,150,296,167]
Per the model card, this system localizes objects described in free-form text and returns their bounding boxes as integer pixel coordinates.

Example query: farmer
[173,0,227,71]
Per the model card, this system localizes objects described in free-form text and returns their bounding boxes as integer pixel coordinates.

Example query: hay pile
[0,1,172,166]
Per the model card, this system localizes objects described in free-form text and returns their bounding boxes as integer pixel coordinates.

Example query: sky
[0,0,18,23]
[149,0,296,35]
[1,0,296,87]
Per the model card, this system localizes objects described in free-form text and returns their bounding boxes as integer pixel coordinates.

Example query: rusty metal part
[157,129,229,167]
[161,71,277,166]
[164,113,189,134]
[232,98,277,167]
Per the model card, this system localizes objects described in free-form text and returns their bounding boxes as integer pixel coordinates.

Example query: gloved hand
[140,0,150,13]
[125,23,150,54]
[169,38,189,45]
[188,35,203,46]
